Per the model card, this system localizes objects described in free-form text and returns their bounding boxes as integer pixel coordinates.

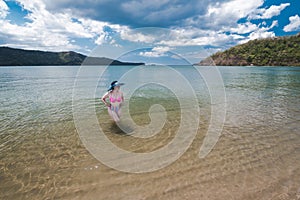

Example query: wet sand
[1,106,299,200]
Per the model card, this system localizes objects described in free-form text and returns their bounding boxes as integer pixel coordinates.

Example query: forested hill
[0,47,144,66]
[198,33,300,66]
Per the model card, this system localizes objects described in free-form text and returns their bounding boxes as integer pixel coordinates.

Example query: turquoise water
[0,65,300,199]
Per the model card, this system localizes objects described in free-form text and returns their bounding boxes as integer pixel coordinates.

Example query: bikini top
[109,93,122,103]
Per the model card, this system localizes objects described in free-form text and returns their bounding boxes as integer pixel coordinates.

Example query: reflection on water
[0,66,300,199]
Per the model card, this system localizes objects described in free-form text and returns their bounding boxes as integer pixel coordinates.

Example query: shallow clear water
[0,65,300,199]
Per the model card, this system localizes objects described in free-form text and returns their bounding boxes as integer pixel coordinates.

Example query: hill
[0,47,144,66]
[198,33,300,66]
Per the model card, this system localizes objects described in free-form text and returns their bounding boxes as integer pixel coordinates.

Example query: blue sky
[0,0,299,64]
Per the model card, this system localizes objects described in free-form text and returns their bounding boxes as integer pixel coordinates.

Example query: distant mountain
[197,33,300,66]
[0,47,144,66]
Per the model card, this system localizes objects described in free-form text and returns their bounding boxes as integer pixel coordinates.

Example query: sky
[0,0,299,64]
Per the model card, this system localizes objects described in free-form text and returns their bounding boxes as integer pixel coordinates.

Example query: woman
[101,81,124,122]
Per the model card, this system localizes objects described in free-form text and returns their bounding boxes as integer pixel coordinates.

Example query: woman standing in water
[101,81,124,122]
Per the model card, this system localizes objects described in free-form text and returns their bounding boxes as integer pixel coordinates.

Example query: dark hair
[108,81,118,91]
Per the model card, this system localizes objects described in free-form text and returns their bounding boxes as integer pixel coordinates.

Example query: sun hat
[107,81,125,91]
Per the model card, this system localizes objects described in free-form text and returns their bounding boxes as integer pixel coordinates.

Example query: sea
[0,65,299,199]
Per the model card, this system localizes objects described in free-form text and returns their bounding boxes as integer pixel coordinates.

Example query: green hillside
[199,33,300,66]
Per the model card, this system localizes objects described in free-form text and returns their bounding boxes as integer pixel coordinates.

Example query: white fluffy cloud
[229,22,259,34]
[120,28,157,43]
[283,15,300,32]
[0,0,8,18]
[0,0,85,51]
[139,46,173,57]
[271,20,278,28]
[208,0,263,19]
[120,27,236,47]
[0,0,129,52]
[248,30,275,40]
[249,3,290,19]
[201,0,264,28]
[237,26,275,44]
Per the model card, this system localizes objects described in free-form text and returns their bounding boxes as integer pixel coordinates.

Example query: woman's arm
[101,92,110,107]
[121,92,124,102]
[119,92,124,108]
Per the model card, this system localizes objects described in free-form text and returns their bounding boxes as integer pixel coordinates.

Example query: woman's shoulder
[104,91,111,96]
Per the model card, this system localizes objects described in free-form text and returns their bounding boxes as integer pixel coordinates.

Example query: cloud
[237,27,275,45]
[78,18,128,45]
[0,20,81,51]
[0,0,87,50]
[248,30,275,40]
[0,0,130,52]
[120,28,157,43]
[156,28,245,47]
[152,46,172,53]
[139,46,172,57]
[118,27,237,47]
[0,0,8,18]
[236,20,277,44]
[270,20,278,28]
[16,0,94,38]
[284,15,300,32]
[189,0,264,29]
[229,22,258,34]
[180,48,221,60]
[249,3,290,19]
[40,0,219,28]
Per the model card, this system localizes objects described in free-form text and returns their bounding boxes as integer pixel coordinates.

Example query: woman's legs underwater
[108,107,120,122]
